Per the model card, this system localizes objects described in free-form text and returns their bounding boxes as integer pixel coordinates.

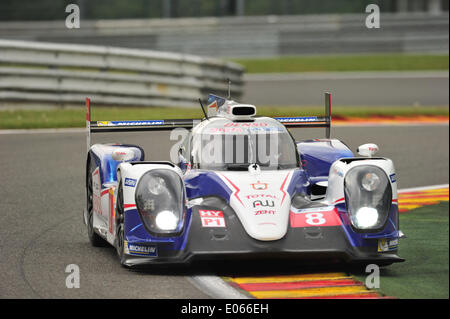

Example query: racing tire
[86,158,108,247]
[115,181,127,266]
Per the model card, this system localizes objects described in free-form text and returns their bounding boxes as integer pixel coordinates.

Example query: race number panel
[290,206,342,228]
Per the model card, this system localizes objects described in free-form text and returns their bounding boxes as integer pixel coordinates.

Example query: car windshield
[191,119,298,171]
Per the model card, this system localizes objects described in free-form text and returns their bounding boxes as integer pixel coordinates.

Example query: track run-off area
[221,185,449,299]
[0,121,448,299]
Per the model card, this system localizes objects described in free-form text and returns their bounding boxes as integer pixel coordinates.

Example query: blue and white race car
[84,93,404,268]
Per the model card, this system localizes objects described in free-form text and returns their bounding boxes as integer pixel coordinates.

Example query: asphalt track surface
[0,124,448,299]
[243,72,449,106]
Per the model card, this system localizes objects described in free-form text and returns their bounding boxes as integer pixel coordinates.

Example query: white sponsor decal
[291,205,335,214]
[92,167,102,216]
[199,210,226,227]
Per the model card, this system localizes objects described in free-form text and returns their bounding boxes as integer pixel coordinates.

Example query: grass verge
[232,54,449,73]
[0,106,448,130]
[353,202,449,299]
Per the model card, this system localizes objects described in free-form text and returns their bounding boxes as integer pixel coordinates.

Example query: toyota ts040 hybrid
[84,93,405,268]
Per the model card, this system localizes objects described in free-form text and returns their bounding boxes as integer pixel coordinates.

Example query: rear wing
[275,92,331,137]
[85,97,199,152]
[86,92,331,152]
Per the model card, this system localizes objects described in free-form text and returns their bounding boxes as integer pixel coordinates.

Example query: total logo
[246,194,278,200]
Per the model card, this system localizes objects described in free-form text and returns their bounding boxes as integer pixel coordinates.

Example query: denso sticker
[124,178,137,187]
[199,210,226,227]
[125,241,158,257]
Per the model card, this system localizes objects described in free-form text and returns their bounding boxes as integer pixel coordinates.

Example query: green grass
[0,105,448,129]
[353,202,449,299]
[232,54,449,73]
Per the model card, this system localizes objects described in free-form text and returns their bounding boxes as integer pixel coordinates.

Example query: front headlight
[354,207,379,228]
[361,172,380,191]
[344,165,392,232]
[147,176,167,195]
[155,210,179,231]
[135,169,185,236]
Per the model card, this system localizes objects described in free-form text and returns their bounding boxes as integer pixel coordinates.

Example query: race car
[84,93,404,268]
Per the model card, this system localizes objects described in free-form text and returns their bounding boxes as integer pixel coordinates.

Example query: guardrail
[0,13,448,57]
[0,40,244,109]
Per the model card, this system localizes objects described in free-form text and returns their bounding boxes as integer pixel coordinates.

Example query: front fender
[117,161,188,243]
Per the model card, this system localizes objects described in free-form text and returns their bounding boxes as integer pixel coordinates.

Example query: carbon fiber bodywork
[120,197,404,268]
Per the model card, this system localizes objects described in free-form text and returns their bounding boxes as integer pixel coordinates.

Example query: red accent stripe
[295,293,387,299]
[221,174,245,207]
[100,189,109,196]
[109,191,114,234]
[399,194,448,199]
[400,201,442,206]
[236,279,362,292]
[280,172,290,205]
[258,222,276,226]
[124,204,136,209]
[399,191,448,196]
[333,197,345,204]
[86,97,91,121]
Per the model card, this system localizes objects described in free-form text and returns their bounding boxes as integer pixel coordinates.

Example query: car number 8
[305,213,326,225]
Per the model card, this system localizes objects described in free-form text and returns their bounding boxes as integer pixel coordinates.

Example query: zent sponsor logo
[255,210,275,216]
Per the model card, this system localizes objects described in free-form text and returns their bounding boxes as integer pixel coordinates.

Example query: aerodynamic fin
[274,92,332,138]
[86,97,91,153]
[85,92,332,145]
[85,98,199,138]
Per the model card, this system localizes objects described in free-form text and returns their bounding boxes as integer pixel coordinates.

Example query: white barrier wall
[0,40,244,109]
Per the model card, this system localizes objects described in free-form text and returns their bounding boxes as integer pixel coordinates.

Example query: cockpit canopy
[190,117,299,171]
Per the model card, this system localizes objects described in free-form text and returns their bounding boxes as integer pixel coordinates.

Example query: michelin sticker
[378,238,399,252]
[124,241,158,257]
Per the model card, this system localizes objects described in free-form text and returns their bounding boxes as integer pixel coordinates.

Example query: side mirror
[112,148,135,162]
[357,143,379,157]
